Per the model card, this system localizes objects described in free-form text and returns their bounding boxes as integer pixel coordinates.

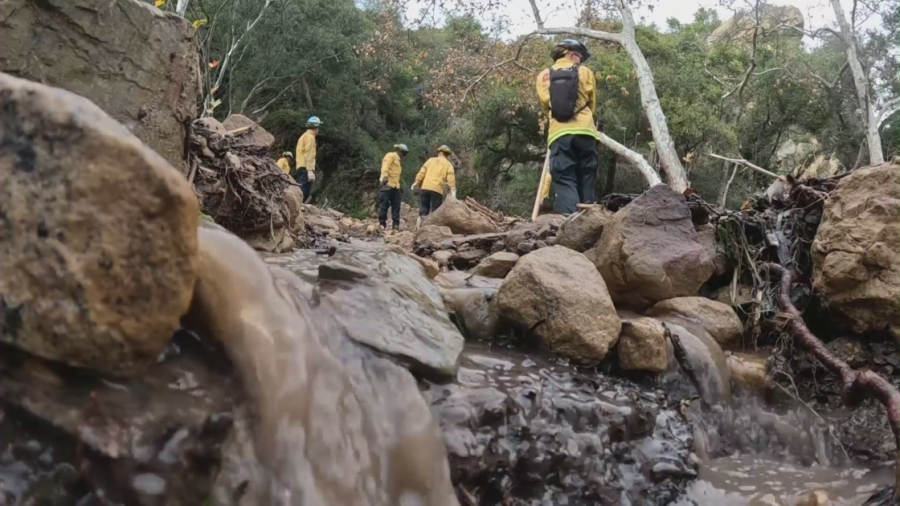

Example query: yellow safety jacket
[536,56,599,146]
[380,151,402,189]
[415,156,456,194]
[276,157,292,174]
[295,130,317,172]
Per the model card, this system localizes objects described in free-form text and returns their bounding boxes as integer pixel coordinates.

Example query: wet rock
[283,186,306,230]
[190,227,459,504]
[665,322,732,406]
[556,206,613,252]
[416,225,454,247]
[0,73,199,377]
[727,353,768,396]
[499,246,621,362]
[434,271,502,290]
[385,230,415,250]
[422,196,498,235]
[588,185,714,310]
[426,344,694,505]
[243,227,294,253]
[432,250,454,266]
[315,245,464,377]
[0,0,200,173]
[409,253,441,279]
[222,114,275,150]
[648,297,743,347]
[471,251,519,278]
[533,213,565,227]
[697,224,730,279]
[440,288,500,341]
[504,222,540,251]
[0,333,241,505]
[812,162,900,338]
[448,249,488,269]
[618,316,668,373]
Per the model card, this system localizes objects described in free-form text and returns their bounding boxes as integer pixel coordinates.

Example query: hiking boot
[392,223,400,232]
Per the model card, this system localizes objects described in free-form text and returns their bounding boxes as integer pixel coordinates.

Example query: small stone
[471,252,519,278]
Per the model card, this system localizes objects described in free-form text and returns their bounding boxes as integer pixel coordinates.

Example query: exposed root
[764,263,900,449]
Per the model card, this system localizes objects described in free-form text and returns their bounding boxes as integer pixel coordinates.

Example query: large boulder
[416,225,454,247]
[588,185,714,309]
[648,297,743,347]
[708,5,803,46]
[812,162,900,338]
[422,196,498,235]
[498,246,621,362]
[0,0,200,173]
[664,322,732,406]
[0,73,198,376]
[618,316,668,373]
[315,245,465,377]
[471,251,519,278]
[556,206,613,252]
[283,186,306,231]
[222,114,275,150]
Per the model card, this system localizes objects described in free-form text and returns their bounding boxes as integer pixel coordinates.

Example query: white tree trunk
[176,0,190,16]
[830,0,884,164]
[615,0,688,192]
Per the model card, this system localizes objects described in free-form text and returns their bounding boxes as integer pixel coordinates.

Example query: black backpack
[548,65,587,122]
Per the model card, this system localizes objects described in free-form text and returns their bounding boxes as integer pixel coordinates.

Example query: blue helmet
[306,116,322,128]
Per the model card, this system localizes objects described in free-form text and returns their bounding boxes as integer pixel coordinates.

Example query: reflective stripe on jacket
[536,56,599,146]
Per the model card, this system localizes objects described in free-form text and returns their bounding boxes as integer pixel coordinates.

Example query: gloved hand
[411,183,419,191]
[381,178,389,186]
[451,189,457,199]
[307,170,316,182]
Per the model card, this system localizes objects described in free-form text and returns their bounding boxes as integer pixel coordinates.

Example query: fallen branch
[765,263,899,449]
[598,132,662,187]
[707,152,781,179]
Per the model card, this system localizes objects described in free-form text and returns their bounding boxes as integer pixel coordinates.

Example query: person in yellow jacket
[378,143,409,232]
[412,145,456,227]
[295,116,322,203]
[275,151,293,174]
[535,39,599,214]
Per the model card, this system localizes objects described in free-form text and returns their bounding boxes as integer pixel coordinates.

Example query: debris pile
[190,115,293,241]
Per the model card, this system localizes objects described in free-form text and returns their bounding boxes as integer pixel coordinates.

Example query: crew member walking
[378,143,409,232]
[535,39,599,214]
[275,151,293,174]
[412,145,456,228]
[295,116,322,203]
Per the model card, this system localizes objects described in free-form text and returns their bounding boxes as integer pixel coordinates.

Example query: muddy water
[682,454,895,506]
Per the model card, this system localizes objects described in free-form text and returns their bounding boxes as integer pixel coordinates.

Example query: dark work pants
[418,189,443,216]
[294,167,313,203]
[378,187,401,227]
[549,134,598,214]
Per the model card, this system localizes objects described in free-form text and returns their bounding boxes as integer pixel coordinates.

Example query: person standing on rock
[412,144,456,228]
[275,151,293,174]
[295,116,322,203]
[535,39,600,215]
[379,143,409,232]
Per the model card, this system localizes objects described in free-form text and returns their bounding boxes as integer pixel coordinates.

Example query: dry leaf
[209,59,220,68]
[154,0,165,6]
[193,18,208,28]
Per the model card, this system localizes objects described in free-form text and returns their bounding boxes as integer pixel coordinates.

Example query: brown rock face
[617,316,668,373]
[812,162,900,338]
[556,206,613,252]
[222,114,275,150]
[498,246,621,362]
[416,225,454,246]
[588,185,714,309]
[648,297,743,347]
[726,353,768,396]
[283,186,306,231]
[422,196,499,235]
[471,252,520,278]
[0,73,198,376]
[0,0,200,173]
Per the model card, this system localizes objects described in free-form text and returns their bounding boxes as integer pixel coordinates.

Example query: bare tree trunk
[526,0,686,191]
[830,0,884,164]
[176,0,190,16]
[717,162,737,209]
